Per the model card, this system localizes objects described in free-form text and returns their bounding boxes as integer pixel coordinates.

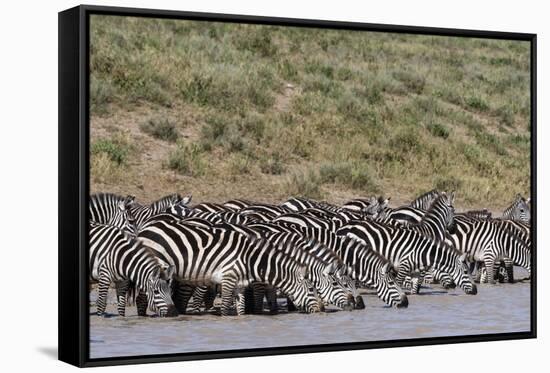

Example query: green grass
[89,15,531,207]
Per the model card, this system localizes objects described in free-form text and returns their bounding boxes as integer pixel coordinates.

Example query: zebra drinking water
[89,221,177,317]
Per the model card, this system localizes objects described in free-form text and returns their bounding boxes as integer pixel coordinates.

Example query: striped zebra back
[130,194,191,229]
[273,212,343,232]
[89,221,136,281]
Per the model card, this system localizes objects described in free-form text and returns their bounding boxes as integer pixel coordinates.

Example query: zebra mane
[417,193,449,223]
[409,189,440,209]
[149,193,182,209]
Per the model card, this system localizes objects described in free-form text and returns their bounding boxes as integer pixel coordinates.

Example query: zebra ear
[526,197,531,204]
[459,253,467,263]
[381,262,391,274]
[180,195,192,205]
[117,201,127,211]
[322,262,336,276]
[449,191,455,204]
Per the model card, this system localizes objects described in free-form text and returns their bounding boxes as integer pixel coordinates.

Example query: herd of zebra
[89,190,531,317]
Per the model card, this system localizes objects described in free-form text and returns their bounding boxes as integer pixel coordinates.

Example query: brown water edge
[89,268,531,359]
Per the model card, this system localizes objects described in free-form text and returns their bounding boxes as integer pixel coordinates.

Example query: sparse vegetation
[285,170,323,200]
[140,117,179,142]
[89,16,531,208]
[166,142,206,176]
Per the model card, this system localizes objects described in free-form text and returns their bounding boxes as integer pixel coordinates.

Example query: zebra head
[439,191,456,233]
[117,195,138,236]
[505,194,531,223]
[509,236,531,279]
[145,263,178,317]
[375,262,409,308]
[317,265,355,311]
[288,266,321,314]
[449,253,477,295]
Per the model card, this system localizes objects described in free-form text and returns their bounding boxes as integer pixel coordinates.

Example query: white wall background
[0,0,546,371]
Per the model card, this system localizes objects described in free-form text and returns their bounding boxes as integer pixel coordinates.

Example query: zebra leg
[115,280,129,317]
[172,282,194,314]
[190,286,208,313]
[395,260,413,292]
[252,283,266,314]
[402,276,413,290]
[472,262,482,283]
[265,285,279,314]
[243,285,255,314]
[136,290,148,316]
[502,258,514,283]
[287,297,297,312]
[235,288,246,316]
[411,272,425,295]
[354,295,366,310]
[204,286,217,311]
[483,256,497,285]
[220,277,238,316]
[96,268,112,316]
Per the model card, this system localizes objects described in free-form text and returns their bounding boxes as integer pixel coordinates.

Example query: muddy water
[89,269,531,359]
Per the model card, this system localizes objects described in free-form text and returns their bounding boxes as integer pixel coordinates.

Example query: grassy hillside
[89,15,531,209]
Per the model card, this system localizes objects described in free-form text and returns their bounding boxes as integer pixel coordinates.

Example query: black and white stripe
[90,221,177,317]
[337,220,477,295]
[89,193,136,234]
[138,220,321,315]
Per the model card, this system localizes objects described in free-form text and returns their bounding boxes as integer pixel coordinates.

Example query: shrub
[140,117,179,142]
[435,175,463,192]
[319,161,379,191]
[427,122,451,139]
[285,170,322,199]
[91,133,132,165]
[259,153,285,175]
[91,152,121,183]
[166,143,206,176]
[465,95,489,111]
[393,70,426,94]
[90,77,116,115]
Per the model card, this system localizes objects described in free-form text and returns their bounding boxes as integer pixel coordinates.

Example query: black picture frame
[58,4,537,368]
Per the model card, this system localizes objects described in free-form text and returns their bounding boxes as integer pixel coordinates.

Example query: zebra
[449,215,531,284]
[138,220,320,315]
[89,193,136,234]
[176,224,353,313]
[409,189,441,210]
[253,223,408,308]
[129,194,192,230]
[401,192,456,293]
[336,220,478,295]
[259,230,355,311]
[89,221,177,317]
[501,194,531,223]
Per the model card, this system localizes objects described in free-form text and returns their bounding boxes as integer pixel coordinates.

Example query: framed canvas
[58,4,536,367]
